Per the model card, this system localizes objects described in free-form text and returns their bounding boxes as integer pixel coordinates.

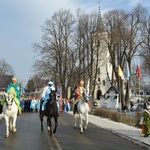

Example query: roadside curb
[67,111,150,150]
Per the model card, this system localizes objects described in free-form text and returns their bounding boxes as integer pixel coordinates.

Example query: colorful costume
[74,86,85,102]
[73,80,85,114]
[143,109,150,137]
[41,81,59,113]
[2,81,21,114]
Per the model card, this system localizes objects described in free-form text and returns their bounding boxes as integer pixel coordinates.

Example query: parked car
[136,103,144,111]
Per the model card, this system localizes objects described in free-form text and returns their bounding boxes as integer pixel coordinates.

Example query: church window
[103,80,105,86]
[98,68,100,75]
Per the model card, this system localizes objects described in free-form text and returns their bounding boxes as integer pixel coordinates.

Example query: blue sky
[0,0,149,86]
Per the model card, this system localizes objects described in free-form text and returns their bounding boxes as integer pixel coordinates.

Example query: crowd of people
[0,77,93,115]
[0,77,73,115]
[19,96,72,113]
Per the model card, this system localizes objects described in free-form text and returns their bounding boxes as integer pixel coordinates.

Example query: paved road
[0,112,148,150]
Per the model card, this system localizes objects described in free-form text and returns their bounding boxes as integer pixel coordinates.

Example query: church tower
[93,5,112,100]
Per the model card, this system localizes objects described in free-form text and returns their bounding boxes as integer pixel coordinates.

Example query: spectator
[142,105,150,137]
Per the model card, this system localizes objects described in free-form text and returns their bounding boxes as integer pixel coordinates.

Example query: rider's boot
[73,103,77,114]
[17,107,21,116]
[0,105,2,114]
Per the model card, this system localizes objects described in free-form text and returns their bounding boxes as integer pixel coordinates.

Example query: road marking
[52,135,62,150]
[43,117,62,150]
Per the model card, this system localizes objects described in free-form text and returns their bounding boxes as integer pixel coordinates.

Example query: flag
[126,63,130,80]
[136,61,141,79]
[118,65,124,80]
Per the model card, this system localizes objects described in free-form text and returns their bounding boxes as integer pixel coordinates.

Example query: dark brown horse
[39,90,58,136]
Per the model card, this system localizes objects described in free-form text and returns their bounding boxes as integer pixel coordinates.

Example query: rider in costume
[142,105,150,137]
[2,77,21,115]
[73,80,85,114]
[41,81,60,114]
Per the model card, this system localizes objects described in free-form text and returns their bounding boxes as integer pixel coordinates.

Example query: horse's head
[4,92,14,110]
[48,90,56,104]
[82,90,89,103]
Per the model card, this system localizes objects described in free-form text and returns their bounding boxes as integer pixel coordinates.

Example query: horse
[74,90,89,134]
[0,102,3,114]
[2,92,18,138]
[39,90,58,136]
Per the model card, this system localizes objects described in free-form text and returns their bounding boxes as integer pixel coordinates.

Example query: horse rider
[1,77,21,115]
[41,81,60,115]
[73,79,85,114]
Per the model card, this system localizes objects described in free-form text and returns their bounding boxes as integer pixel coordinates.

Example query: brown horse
[39,90,58,136]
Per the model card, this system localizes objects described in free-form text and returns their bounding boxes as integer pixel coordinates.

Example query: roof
[105,86,119,94]
[96,5,104,32]
[0,75,13,92]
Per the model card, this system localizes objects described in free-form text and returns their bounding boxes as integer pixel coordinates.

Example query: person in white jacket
[41,81,56,111]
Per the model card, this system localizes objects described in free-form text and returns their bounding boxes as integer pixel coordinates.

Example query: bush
[135,111,143,127]
[93,107,138,127]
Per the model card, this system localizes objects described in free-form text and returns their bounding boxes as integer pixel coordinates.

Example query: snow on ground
[67,111,150,149]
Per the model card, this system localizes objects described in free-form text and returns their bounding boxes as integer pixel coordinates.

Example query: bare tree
[32,5,149,102]
[140,14,150,74]
[103,4,146,110]
[33,9,75,97]
[73,9,107,96]
[0,58,14,75]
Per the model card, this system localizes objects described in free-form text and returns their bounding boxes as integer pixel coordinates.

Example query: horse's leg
[40,116,44,131]
[4,115,10,138]
[79,114,83,134]
[83,113,88,130]
[47,117,52,136]
[39,109,44,131]
[53,116,58,134]
[39,111,44,131]
[47,117,50,132]
[74,113,77,129]
[12,115,17,134]
[39,101,44,131]
[9,117,13,132]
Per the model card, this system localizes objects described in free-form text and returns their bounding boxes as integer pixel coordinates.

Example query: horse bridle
[82,92,88,103]
[48,91,56,104]
[5,95,14,109]
[49,99,55,105]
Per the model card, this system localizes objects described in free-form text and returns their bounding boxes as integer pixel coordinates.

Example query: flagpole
[136,60,141,106]
[126,62,130,110]
[119,76,121,111]
[139,78,140,102]
[119,76,122,121]
[118,65,124,114]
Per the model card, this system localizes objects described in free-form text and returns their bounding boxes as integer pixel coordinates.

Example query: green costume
[2,82,21,114]
[143,110,150,135]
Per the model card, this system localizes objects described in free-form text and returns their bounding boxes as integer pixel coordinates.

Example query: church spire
[97,4,104,31]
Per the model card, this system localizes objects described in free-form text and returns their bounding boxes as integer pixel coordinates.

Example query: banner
[118,65,124,80]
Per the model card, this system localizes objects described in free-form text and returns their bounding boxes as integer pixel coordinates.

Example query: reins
[49,91,56,105]
[49,99,55,105]
[48,96,56,105]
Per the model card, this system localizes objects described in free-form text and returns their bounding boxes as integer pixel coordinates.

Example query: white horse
[74,90,89,134]
[2,92,18,138]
